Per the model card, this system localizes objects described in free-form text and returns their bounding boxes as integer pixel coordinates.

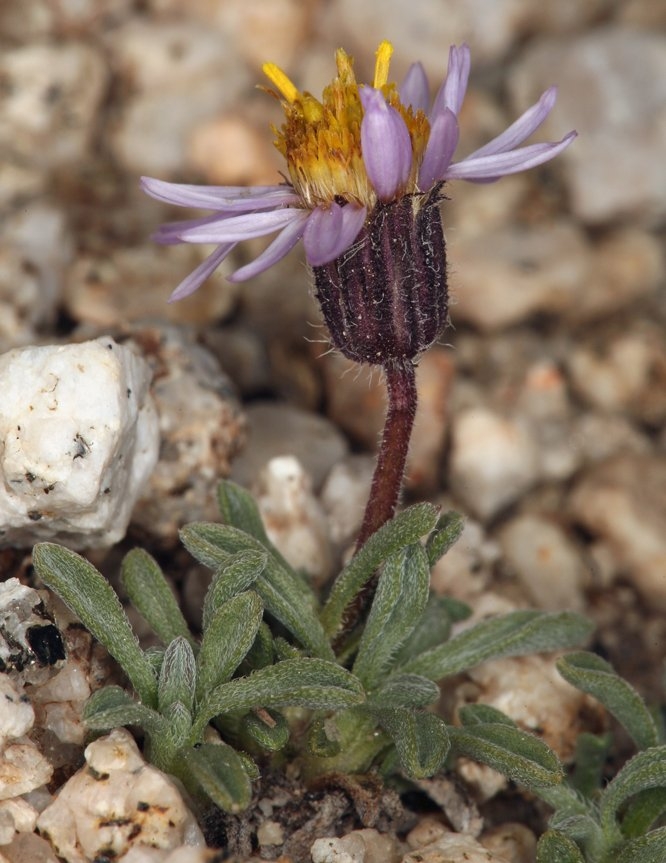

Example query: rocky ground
[0,1,665,861]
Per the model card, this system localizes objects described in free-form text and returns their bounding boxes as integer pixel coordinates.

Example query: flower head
[141,41,575,302]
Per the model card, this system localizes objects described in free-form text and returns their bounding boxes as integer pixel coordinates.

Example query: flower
[141,41,576,303]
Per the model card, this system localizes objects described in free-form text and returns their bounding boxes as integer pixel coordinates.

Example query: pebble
[0,0,133,39]
[118,846,219,863]
[0,579,65,675]
[448,407,539,521]
[0,338,159,549]
[430,517,499,603]
[497,514,587,612]
[0,43,108,169]
[509,26,666,225]
[0,797,39,846]
[64,245,238,330]
[311,828,402,863]
[449,223,662,332]
[106,21,250,174]
[187,115,280,186]
[0,741,53,802]
[36,729,204,863]
[29,662,91,746]
[0,832,60,863]
[480,823,536,863]
[401,830,510,863]
[254,456,333,584]
[0,676,34,744]
[568,454,666,610]
[231,402,348,491]
[126,324,246,545]
[320,456,375,549]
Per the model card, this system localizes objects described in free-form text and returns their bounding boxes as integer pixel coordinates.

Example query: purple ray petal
[141,176,299,212]
[153,213,229,245]
[431,44,471,119]
[168,243,236,302]
[399,62,430,114]
[360,87,412,201]
[175,207,305,243]
[228,211,309,282]
[465,87,558,160]
[444,131,577,181]
[418,107,459,189]
[303,202,367,267]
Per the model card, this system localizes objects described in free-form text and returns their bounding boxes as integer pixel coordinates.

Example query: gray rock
[509,27,666,225]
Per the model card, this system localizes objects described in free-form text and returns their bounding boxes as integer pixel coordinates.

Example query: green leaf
[243,622,274,670]
[243,708,290,751]
[163,700,193,750]
[426,510,464,567]
[202,551,267,630]
[308,715,341,758]
[320,503,439,639]
[197,591,263,697]
[158,637,196,715]
[367,674,440,710]
[181,523,332,660]
[217,480,269,542]
[121,549,194,648]
[614,826,666,863]
[557,652,659,751]
[393,595,469,666]
[33,543,157,707]
[181,741,253,813]
[600,747,666,835]
[621,788,666,839]
[449,724,564,789]
[570,732,612,799]
[191,658,365,742]
[83,686,165,736]
[458,704,517,727]
[376,709,450,779]
[536,831,585,863]
[352,544,430,690]
[399,610,593,681]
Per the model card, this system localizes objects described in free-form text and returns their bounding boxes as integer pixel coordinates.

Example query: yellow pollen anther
[373,41,394,89]
[262,62,299,103]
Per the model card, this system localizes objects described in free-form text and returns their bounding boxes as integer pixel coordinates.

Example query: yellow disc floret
[263,43,431,209]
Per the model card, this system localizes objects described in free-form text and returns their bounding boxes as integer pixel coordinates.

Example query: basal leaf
[458,704,517,727]
[158,637,196,715]
[536,831,585,863]
[320,503,439,639]
[33,543,157,707]
[352,544,430,690]
[614,826,666,863]
[399,610,593,681]
[83,686,165,736]
[202,551,267,629]
[181,741,253,813]
[121,548,194,648]
[243,708,290,751]
[217,480,269,542]
[376,709,450,779]
[557,652,659,751]
[450,723,563,789]
[426,510,465,567]
[600,747,666,835]
[367,674,440,710]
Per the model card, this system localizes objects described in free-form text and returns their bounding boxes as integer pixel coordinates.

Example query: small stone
[188,115,279,186]
[37,729,204,863]
[0,831,60,863]
[498,515,587,612]
[0,579,65,674]
[0,742,53,801]
[254,456,333,583]
[448,408,539,521]
[311,828,401,863]
[320,456,375,549]
[29,662,91,746]
[568,455,666,610]
[0,43,107,169]
[127,324,245,544]
[0,797,38,844]
[480,823,536,863]
[0,0,133,39]
[231,402,348,491]
[256,818,284,848]
[509,27,666,225]
[0,676,34,743]
[401,830,509,862]
[430,517,499,603]
[405,818,448,850]
[0,338,159,548]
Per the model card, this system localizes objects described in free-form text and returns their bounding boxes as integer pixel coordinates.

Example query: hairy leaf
[197,591,263,697]
[243,708,290,751]
[181,741,253,813]
[158,637,196,715]
[621,788,666,840]
[614,826,666,863]
[217,480,269,542]
[458,704,517,727]
[367,674,440,710]
[450,724,563,789]
[536,831,585,863]
[320,503,439,639]
[33,544,157,707]
[399,610,593,681]
[353,544,430,689]
[202,551,267,629]
[557,652,659,751]
[426,510,465,566]
[600,747,666,835]
[376,709,450,779]
[121,548,194,647]
[83,686,165,736]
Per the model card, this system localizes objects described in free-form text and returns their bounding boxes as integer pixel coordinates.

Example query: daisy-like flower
[141,41,575,311]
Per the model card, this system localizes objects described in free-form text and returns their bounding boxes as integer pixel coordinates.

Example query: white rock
[0,676,34,743]
[0,578,65,674]
[509,27,666,225]
[311,828,401,863]
[255,456,333,583]
[498,515,587,612]
[37,729,204,863]
[0,742,53,801]
[0,43,107,168]
[119,846,215,863]
[402,830,511,862]
[431,517,499,603]
[0,338,159,548]
[320,456,375,548]
[0,797,38,845]
[448,408,539,521]
[29,661,91,746]
[481,823,536,863]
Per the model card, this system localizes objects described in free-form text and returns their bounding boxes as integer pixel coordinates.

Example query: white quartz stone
[37,729,204,863]
[0,338,159,548]
[0,676,34,743]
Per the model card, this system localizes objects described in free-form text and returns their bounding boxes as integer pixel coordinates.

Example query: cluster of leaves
[534,652,666,863]
[34,480,591,813]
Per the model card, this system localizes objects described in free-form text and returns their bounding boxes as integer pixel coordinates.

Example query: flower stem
[335,361,417,644]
